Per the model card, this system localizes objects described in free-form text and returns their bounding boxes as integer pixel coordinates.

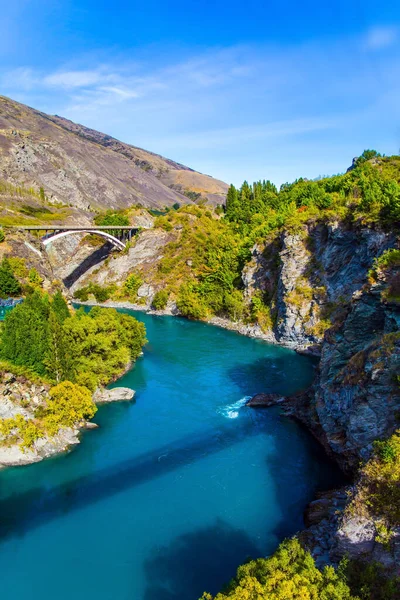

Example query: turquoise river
[0,310,342,600]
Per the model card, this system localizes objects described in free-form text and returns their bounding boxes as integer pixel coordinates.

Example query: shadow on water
[143,520,261,600]
[63,242,112,288]
[228,355,318,398]
[0,420,264,541]
[140,413,345,600]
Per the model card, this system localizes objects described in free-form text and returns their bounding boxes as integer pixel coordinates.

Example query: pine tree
[45,309,72,382]
[225,185,239,220]
[0,258,21,297]
[51,291,70,323]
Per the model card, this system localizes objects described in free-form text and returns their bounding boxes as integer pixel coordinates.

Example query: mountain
[0,95,228,211]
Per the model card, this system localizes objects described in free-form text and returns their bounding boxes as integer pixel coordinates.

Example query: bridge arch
[42,229,126,251]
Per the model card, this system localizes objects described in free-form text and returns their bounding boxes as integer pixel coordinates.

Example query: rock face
[93,387,135,404]
[244,222,395,350]
[0,95,228,211]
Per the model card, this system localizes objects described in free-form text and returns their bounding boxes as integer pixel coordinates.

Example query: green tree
[44,309,72,383]
[1,292,49,374]
[95,211,129,236]
[51,290,70,323]
[0,258,22,297]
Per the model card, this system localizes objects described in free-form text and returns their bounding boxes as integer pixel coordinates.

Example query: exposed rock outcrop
[93,387,135,404]
[246,393,284,407]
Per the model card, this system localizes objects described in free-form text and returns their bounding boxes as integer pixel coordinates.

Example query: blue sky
[1,1,400,186]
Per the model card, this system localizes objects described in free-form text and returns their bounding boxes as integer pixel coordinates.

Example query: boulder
[93,387,135,404]
[246,393,284,407]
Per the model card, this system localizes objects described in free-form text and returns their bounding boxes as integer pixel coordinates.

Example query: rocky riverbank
[0,371,135,468]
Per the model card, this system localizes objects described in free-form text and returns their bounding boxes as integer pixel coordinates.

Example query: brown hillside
[0,95,228,212]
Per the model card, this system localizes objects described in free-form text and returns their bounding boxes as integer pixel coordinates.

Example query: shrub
[152,289,169,310]
[7,257,28,278]
[347,430,400,529]
[0,228,4,243]
[63,306,147,387]
[124,273,143,299]
[28,268,43,287]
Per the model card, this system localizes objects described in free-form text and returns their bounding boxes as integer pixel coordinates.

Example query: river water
[0,310,341,600]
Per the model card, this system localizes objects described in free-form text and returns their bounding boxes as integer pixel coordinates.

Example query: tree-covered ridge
[225,153,400,235]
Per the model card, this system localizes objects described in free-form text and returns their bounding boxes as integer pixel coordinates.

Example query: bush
[0,228,4,243]
[124,273,143,299]
[28,268,43,287]
[152,289,169,310]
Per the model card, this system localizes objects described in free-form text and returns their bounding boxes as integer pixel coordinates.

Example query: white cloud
[364,26,398,50]
[151,117,338,151]
[43,69,107,88]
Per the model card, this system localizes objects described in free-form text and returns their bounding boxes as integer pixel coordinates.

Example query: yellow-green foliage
[123,272,143,300]
[358,430,400,525]
[369,249,400,282]
[286,278,314,308]
[305,319,332,338]
[152,289,169,310]
[0,180,41,200]
[0,414,43,449]
[0,381,97,449]
[7,257,28,278]
[63,307,147,388]
[28,268,43,287]
[201,538,356,600]
[251,293,274,331]
[42,381,96,434]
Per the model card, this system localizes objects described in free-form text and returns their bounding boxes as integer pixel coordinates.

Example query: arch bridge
[16,226,140,251]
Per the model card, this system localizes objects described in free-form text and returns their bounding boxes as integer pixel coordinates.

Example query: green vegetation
[73,282,115,303]
[202,537,400,600]
[94,210,129,236]
[0,258,22,297]
[348,429,400,528]
[0,381,96,449]
[225,154,400,232]
[151,289,169,310]
[201,538,356,600]
[1,291,146,389]
[63,306,146,389]
[123,272,143,300]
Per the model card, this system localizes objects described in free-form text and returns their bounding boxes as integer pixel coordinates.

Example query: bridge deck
[14,226,138,231]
